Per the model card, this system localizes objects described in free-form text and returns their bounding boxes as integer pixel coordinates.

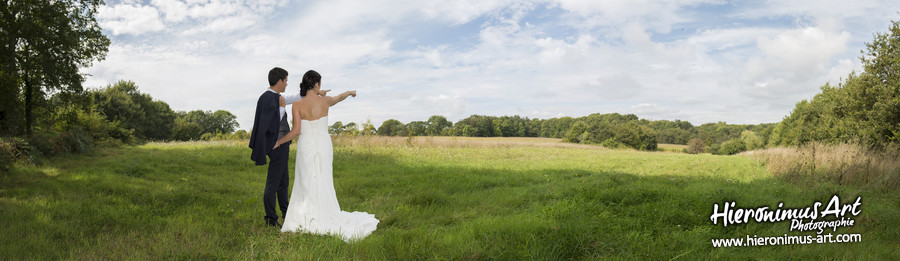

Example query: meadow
[1,136,898,259]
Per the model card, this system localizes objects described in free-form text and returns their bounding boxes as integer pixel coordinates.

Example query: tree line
[327,113,774,154]
[12,80,242,156]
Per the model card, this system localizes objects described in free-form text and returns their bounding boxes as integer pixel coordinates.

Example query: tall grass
[741,142,900,191]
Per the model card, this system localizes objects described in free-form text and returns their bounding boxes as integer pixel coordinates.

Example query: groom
[249,67,294,227]
[249,67,329,227]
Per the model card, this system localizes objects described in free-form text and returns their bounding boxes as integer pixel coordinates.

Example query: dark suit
[249,90,292,222]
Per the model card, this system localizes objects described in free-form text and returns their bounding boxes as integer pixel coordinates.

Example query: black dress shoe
[265,218,281,227]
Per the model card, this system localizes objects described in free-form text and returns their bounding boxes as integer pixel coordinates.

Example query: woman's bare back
[294,95,329,121]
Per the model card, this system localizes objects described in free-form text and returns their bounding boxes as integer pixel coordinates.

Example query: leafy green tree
[613,121,658,151]
[715,138,746,155]
[92,81,175,141]
[172,109,239,141]
[405,121,427,136]
[343,122,359,136]
[425,115,451,136]
[771,20,900,148]
[563,121,589,143]
[172,116,202,141]
[377,119,405,136]
[540,117,574,138]
[453,115,496,137]
[0,0,110,136]
[740,130,763,150]
[526,118,542,137]
[210,110,239,134]
[650,119,695,144]
[329,121,346,135]
[360,120,376,136]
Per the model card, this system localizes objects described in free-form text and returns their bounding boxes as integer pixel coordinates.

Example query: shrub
[600,138,624,149]
[0,137,35,170]
[686,138,705,154]
[716,138,746,155]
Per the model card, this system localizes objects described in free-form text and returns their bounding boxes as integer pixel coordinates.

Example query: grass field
[1,137,898,259]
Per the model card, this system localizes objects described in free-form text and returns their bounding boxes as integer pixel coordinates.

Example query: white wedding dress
[280,116,379,242]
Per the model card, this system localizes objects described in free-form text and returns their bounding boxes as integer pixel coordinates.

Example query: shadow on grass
[0,145,898,260]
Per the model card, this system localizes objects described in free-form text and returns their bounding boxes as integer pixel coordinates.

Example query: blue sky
[85,0,900,130]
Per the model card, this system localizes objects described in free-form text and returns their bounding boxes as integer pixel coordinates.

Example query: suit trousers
[264,143,290,220]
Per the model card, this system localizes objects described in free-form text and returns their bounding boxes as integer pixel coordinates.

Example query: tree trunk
[23,43,31,136]
[24,64,31,136]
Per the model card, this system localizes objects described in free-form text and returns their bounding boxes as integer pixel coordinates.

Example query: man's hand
[318,89,331,96]
[279,96,286,107]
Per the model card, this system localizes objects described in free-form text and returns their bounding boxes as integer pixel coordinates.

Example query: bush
[707,143,721,155]
[613,122,658,151]
[27,128,95,158]
[715,138,746,155]
[600,138,624,149]
[200,130,252,141]
[686,138,705,154]
[47,103,135,146]
[0,137,35,170]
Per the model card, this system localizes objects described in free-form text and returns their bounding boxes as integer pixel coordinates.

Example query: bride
[272,70,378,242]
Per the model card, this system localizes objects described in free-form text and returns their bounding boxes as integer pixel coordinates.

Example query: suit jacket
[249,91,281,165]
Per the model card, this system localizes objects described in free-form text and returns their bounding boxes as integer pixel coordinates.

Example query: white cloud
[581,73,643,100]
[151,0,189,22]
[98,4,165,35]
[737,20,851,105]
[555,0,724,33]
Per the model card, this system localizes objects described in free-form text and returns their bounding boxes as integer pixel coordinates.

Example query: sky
[84,0,900,131]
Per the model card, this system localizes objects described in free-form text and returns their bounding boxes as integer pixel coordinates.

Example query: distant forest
[343,113,773,155]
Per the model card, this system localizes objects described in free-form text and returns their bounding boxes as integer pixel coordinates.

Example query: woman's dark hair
[299,70,321,96]
[268,67,288,87]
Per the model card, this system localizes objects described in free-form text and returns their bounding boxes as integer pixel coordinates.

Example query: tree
[740,130,763,150]
[540,117,574,138]
[425,115,451,136]
[613,121,658,151]
[715,138,746,155]
[360,120,376,135]
[329,121,346,135]
[405,121,427,136]
[172,109,239,141]
[452,115,497,137]
[563,121,589,143]
[210,110,239,134]
[0,0,110,136]
[377,119,405,136]
[770,20,900,148]
[343,122,359,136]
[172,116,202,141]
[92,81,175,141]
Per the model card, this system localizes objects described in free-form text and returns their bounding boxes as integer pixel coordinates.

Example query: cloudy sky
[85,0,900,130]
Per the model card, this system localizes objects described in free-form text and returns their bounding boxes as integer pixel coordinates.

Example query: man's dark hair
[268,67,288,87]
